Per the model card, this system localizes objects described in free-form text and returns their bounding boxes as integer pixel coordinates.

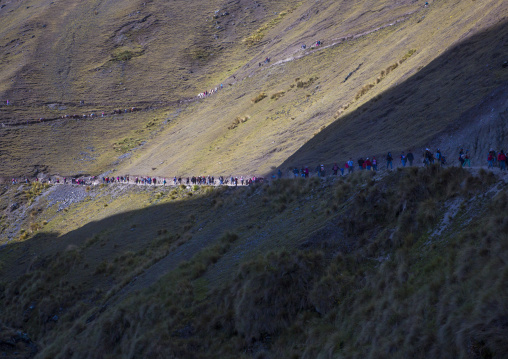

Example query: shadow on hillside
[0,185,258,287]
[278,20,508,171]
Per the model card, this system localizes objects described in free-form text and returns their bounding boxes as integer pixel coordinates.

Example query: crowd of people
[197,83,224,99]
[9,174,264,187]
[7,148,508,188]
[285,147,507,178]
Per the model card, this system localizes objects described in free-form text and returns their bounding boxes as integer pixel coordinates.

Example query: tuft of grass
[228,116,250,130]
[112,138,143,153]
[270,91,286,100]
[111,46,144,62]
[251,93,267,103]
[296,77,318,89]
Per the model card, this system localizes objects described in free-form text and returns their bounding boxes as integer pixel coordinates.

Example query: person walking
[386,152,393,170]
[332,163,339,175]
[498,150,507,170]
[358,158,365,170]
[365,158,372,171]
[347,158,354,173]
[462,150,471,168]
[400,152,406,167]
[407,150,414,166]
[488,152,494,168]
[458,149,465,167]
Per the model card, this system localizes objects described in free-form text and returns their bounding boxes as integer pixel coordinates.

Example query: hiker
[386,152,393,169]
[463,150,471,167]
[458,149,465,166]
[320,164,325,177]
[301,44,306,49]
[315,164,321,177]
[400,152,406,167]
[372,156,377,171]
[332,163,339,175]
[407,150,414,166]
[277,169,282,179]
[498,150,507,170]
[488,152,495,168]
[489,149,497,167]
[293,167,299,177]
[347,158,354,173]
[358,158,365,170]
[304,167,309,178]
[435,149,442,164]
[424,148,434,166]
[365,158,372,171]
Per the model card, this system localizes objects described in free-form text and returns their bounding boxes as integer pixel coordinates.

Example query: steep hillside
[1,1,508,357]
[1,166,508,358]
[0,0,506,179]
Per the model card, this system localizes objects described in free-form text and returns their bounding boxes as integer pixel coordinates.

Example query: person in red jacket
[488,152,494,168]
[364,158,372,170]
[498,150,507,170]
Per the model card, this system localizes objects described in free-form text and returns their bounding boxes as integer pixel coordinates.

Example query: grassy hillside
[1,0,507,179]
[1,166,507,358]
[1,0,508,357]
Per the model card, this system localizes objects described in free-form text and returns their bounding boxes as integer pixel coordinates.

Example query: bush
[224,250,324,342]
[251,93,267,103]
[270,91,285,100]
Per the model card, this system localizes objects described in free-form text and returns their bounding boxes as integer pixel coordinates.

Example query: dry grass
[228,116,250,130]
[243,10,290,46]
[251,92,267,103]
[270,91,286,100]
[1,0,508,356]
[1,166,508,358]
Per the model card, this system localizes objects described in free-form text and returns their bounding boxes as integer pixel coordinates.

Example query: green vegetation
[24,182,50,205]
[111,47,144,62]
[112,137,143,153]
[1,166,507,358]
[296,76,318,89]
[1,0,508,357]
[243,10,290,46]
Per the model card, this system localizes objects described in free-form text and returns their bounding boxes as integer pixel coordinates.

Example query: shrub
[296,77,318,89]
[270,91,285,100]
[228,116,249,130]
[111,46,143,62]
[251,93,267,103]
[224,250,325,342]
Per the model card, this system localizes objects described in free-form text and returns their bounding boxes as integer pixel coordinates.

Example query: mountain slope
[1,167,508,358]
[1,0,507,179]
